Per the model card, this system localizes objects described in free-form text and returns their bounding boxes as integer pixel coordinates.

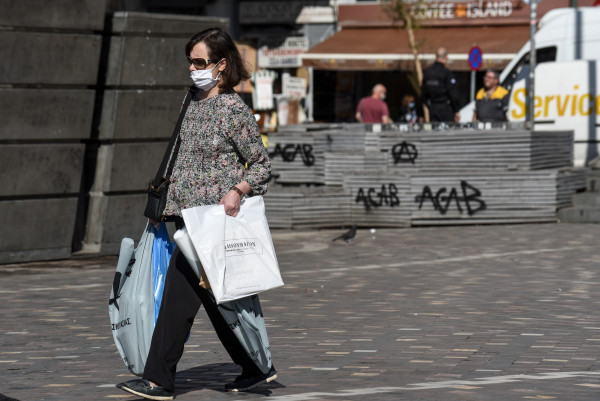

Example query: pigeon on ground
[332,225,357,244]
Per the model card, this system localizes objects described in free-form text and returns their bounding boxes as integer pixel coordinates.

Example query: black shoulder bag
[144,88,195,221]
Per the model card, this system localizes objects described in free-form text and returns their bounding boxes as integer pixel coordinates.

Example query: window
[502,46,557,92]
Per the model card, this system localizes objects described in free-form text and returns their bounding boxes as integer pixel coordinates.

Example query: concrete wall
[0,0,108,264]
[83,12,229,255]
[0,3,230,263]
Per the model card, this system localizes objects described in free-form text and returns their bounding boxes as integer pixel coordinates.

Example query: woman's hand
[220,189,242,217]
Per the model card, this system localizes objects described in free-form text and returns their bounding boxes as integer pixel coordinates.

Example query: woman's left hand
[220,190,241,217]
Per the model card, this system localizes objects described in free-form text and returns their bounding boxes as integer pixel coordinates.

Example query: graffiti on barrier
[391,141,418,165]
[269,143,315,166]
[356,183,400,212]
[415,180,486,216]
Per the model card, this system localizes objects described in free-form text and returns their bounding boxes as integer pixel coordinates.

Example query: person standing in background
[421,47,460,123]
[355,83,391,124]
[473,69,509,122]
[397,94,423,124]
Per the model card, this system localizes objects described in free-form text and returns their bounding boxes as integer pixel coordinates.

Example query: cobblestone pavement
[1,223,600,401]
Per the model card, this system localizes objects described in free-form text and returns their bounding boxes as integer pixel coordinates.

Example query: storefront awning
[302,26,529,71]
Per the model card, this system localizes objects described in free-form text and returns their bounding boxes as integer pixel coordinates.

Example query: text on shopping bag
[224,237,263,256]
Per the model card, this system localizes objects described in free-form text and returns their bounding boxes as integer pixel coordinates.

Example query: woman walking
[117,27,275,400]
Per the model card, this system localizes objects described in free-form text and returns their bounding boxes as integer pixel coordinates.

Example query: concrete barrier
[0,32,101,85]
[0,144,85,197]
[99,90,184,140]
[0,198,79,264]
[0,89,95,140]
[93,142,168,192]
[264,124,586,229]
[0,0,108,30]
[0,2,107,264]
[105,12,228,87]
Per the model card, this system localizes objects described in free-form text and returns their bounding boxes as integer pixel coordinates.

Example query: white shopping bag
[181,196,284,304]
[173,226,203,280]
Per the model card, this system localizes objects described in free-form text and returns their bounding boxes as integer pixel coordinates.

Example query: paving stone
[0,223,599,400]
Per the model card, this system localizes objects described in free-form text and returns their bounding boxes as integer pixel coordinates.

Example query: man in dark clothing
[421,47,461,123]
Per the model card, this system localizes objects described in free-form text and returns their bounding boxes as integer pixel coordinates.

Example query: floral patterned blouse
[163,90,271,217]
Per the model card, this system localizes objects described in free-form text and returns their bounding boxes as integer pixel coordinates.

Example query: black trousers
[428,102,455,122]
[143,247,263,392]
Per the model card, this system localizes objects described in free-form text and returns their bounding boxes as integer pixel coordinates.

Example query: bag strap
[165,132,182,180]
[151,87,195,186]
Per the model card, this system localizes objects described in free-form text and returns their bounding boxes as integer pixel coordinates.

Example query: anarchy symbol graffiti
[391,141,418,165]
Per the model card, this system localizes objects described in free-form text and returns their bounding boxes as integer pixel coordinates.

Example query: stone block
[572,192,600,207]
[0,198,77,264]
[105,36,190,86]
[111,11,228,35]
[0,89,95,140]
[0,32,101,85]
[104,12,230,87]
[0,144,85,197]
[558,207,600,224]
[100,89,186,140]
[83,193,148,255]
[0,0,108,31]
[102,194,149,253]
[586,169,600,192]
[95,142,168,192]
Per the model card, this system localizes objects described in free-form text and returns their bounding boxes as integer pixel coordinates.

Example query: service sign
[508,60,600,166]
[258,37,309,68]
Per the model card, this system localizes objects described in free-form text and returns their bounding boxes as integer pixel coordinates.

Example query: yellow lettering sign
[579,94,593,116]
[556,95,570,116]
[511,87,526,119]
[510,85,598,120]
[543,95,554,117]
[534,95,542,119]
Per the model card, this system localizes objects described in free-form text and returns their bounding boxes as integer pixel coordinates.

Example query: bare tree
[381,0,429,120]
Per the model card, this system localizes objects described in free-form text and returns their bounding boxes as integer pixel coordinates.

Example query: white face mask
[190,59,222,91]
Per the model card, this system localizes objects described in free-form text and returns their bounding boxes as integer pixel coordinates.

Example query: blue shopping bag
[151,222,176,324]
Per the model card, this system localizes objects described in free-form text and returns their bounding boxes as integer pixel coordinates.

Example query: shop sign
[283,74,307,99]
[253,70,278,110]
[409,0,514,20]
[258,37,309,68]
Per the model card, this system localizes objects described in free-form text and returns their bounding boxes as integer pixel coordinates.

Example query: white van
[508,60,599,167]
[459,7,600,166]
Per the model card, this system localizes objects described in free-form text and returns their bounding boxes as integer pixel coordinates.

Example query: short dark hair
[185,27,250,91]
[485,69,499,80]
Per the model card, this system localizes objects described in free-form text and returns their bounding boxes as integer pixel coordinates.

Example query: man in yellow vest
[473,70,509,122]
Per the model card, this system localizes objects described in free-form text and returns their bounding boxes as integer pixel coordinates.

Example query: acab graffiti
[269,143,315,166]
[355,183,400,211]
[415,180,486,216]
